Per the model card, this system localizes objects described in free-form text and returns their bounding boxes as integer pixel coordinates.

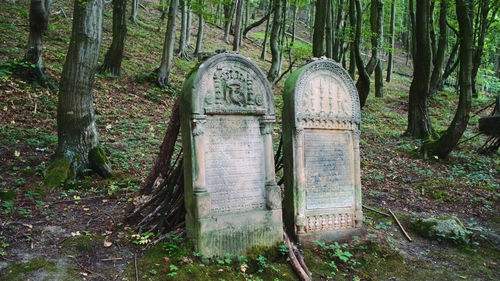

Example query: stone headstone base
[295,227,364,247]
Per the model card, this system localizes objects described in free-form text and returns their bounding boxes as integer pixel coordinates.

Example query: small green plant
[131,232,154,245]
[314,240,358,276]
[162,233,182,254]
[255,254,269,273]
[0,236,9,256]
[278,243,289,256]
[167,264,178,276]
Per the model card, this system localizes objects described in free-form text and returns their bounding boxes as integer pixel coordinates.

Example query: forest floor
[0,0,499,280]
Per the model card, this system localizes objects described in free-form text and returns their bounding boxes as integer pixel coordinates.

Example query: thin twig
[389,209,412,242]
[72,257,107,279]
[101,257,123,261]
[134,254,139,281]
[362,205,390,217]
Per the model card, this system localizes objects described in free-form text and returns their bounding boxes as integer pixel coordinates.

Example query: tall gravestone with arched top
[180,53,283,257]
[283,58,363,244]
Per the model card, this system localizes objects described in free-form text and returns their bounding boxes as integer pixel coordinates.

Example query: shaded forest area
[0,0,499,280]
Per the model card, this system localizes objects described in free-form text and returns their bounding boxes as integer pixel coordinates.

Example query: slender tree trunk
[405,0,433,139]
[195,0,204,55]
[233,0,244,52]
[160,0,167,19]
[178,0,189,59]
[429,2,437,61]
[100,0,127,76]
[354,0,370,107]
[429,0,448,96]
[157,0,179,88]
[348,0,355,79]
[439,35,459,90]
[243,8,271,37]
[267,0,282,81]
[130,0,138,23]
[24,0,55,90]
[223,1,236,44]
[333,0,344,62]
[386,0,395,82]
[291,4,297,43]
[51,0,111,184]
[409,0,416,60]
[374,0,384,97]
[261,0,272,60]
[365,0,383,76]
[424,0,473,158]
[186,5,192,47]
[325,0,333,59]
[312,0,327,57]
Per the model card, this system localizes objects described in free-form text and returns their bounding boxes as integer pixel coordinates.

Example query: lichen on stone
[412,216,469,244]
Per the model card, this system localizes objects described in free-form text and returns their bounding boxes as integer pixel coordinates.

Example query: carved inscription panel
[204,115,266,213]
[299,72,353,119]
[304,129,355,209]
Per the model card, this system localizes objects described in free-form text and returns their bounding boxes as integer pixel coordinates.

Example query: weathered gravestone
[180,53,283,257]
[282,58,363,244]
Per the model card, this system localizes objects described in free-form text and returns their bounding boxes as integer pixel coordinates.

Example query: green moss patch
[0,258,77,281]
[41,158,73,189]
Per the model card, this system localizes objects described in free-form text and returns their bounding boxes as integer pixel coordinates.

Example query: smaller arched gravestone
[283,58,363,244]
[180,53,283,257]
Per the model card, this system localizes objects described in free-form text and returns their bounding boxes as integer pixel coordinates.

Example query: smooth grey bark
[157,0,179,88]
[130,0,138,23]
[312,0,327,57]
[186,5,192,47]
[233,0,244,52]
[354,0,370,107]
[194,0,204,55]
[429,2,437,60]
[424,0,473,158]
[24,0,55,89]
[56,0,111,176]
[101,0,127,76]
[365,0,383,76]
[405,0,434,139]
[429,0,447,96]
[223,1,236,44]
[386,0,395,82]
[267,0,282,81]
[178,0,189,59]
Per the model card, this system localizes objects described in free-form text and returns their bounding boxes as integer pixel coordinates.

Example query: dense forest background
[0,0,499,280]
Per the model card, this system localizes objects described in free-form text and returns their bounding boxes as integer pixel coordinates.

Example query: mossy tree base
[41,158,74,189]
[88,146,112,178]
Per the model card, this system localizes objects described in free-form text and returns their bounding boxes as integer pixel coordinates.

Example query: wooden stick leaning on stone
[283,231,312,281]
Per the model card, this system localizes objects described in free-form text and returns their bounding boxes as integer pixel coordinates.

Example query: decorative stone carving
[282,58,363,244]
[180,53,282,257]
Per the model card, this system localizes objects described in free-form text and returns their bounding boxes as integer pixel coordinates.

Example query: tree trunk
[157,0,179,88]
[178,0,189,59]
[439,34,459,90]
[223,1,236,44]
[409,0,416,60]
[130,0,138,23]
[471,0,496,96]
[291,4,297,43]
[325,0,333,59]
[194,0,204,55]
[424,0,473,158]
[348,0,355,79]
[365,0,383,77]
[160,0,167,19]
[333,0,344,62]
[24,0,55,90]
[386,0,395,82]
[233,0,244,52]
[260,0,272,60]
[243,7,271,38]
[374,0,384,97]
[405,0,433,139]
[186,5,192,47]
[429,0,447,96]
[267,0,282,81]
[354,0,370,107]
[429,2,437,61]
[49,0,111,186]
[312,0,327,57]
[100,0,127,76]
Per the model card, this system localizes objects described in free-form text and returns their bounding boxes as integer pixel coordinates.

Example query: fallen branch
[283,231,311,281]
[362,205,390,217]
[72,257,107,280]
[134,254,139,281]
[101,257,123,261]
[389,209,412,242]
